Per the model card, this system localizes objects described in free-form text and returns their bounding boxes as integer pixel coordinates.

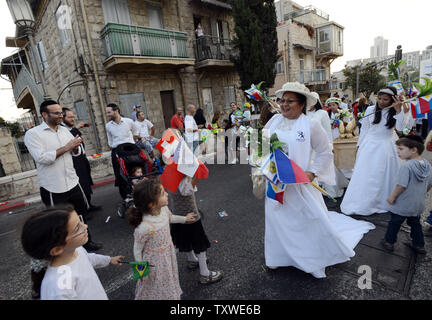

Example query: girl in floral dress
[127,178,196,300]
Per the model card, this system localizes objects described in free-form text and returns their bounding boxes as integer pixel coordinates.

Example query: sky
[0,0,431,120]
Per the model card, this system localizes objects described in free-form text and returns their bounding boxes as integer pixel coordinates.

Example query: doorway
[160,90,176,129]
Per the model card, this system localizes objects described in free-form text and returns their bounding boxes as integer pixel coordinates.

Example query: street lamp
[6,0,49,99]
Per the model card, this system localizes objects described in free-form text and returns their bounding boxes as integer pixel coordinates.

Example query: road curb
[0,177,116,214]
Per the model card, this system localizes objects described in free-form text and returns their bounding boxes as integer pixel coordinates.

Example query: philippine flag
[245,88,263,101]
[418,95,432,114]
[273,149,310,184]
[266,181,285,204]
[411,99,426,119]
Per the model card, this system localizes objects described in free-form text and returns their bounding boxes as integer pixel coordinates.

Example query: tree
[0,117,23,138]
[343,63,387,98]
[230,0,279,92]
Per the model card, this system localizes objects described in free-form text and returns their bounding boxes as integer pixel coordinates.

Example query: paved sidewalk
[0,175,115,214]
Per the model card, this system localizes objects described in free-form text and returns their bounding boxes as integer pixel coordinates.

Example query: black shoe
[88,205,102,212]
[83,241,103,252]
[380,239,394,252]
[403,241,426,254]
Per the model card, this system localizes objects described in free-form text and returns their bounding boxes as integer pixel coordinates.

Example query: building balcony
[299,69,327,84]
[101,23,195,72]
[194,36,234,71]
[11,66,44,109]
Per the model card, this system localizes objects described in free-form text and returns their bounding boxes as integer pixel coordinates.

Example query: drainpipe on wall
[177,70,187,108]
[79,0,107,139]
[196,71,206,109]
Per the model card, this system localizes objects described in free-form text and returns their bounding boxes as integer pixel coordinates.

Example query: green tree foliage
[230,0,279,92]
[387,60,406,81]
[0,117,23,137]
[343,63,387,98]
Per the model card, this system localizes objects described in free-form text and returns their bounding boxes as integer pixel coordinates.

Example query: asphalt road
[0,164,425,300]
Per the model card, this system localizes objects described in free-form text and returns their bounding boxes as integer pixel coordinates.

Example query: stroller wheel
[117,202,126,218]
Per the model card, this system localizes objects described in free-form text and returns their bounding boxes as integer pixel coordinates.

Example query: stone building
[1,0,242,156]
[269,1,344,101]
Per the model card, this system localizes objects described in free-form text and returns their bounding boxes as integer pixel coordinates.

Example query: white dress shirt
[24,121,81,193]
[185,115,199,143]
[134,119,154,139]
[105,117,139,148]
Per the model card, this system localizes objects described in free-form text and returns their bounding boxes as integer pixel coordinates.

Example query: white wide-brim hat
[275,82,318,108]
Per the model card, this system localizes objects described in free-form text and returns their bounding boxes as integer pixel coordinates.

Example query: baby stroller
[115,143,164,218]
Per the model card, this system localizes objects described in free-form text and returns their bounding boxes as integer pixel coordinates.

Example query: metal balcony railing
[101,23,189,59]
[299,69,327,83]
[194,36,232,62]
[12,65,44,106]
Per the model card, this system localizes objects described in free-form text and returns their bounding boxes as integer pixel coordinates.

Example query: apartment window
[74,101,88,121]
[119,93,147,119]
[276,60,284,74]
[224,86,236,109]
[36,41,49,71]
[147,5,163,29]
[211,19,229,44]
[56,4,71,47]
[318,27,331,53]
[102,0,131,25]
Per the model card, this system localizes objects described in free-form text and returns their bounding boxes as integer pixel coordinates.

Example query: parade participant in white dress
[306,92,333,145]
[264,82,375,278]
[327,98,343,140]
[341,86,409,216]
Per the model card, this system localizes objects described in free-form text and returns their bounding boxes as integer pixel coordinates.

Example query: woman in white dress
[264,82,375,278]
[341,86,408,216]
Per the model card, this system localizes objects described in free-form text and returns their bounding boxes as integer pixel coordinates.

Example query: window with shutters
[119,93,148,119]
[102,0,131,25]
[74,101,88,121]
[276,60,284,74]
[224,86,236,109]
[147,5,163,29]
[55,4,71,47]
[36,41,49,71]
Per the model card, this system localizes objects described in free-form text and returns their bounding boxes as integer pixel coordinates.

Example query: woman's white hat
[275,82,318,108]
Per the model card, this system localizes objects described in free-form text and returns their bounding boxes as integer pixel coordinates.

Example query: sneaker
[199,270,223,284]
[380,239,394,252]
[424,220,432,228]
[403,241,427,254]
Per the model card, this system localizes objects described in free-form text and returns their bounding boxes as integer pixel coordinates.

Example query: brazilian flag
[130,261,150,281]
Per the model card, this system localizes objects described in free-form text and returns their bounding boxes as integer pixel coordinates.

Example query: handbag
[251,167,266,199]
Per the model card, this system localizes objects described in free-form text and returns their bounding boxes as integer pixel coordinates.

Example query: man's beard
[63,120,73,127]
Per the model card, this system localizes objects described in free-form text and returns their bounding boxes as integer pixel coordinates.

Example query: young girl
[171,176,223,284]
[21,204,124,300]
[327,97,343,140]
[341,86,408,216]
[127,178,196,300]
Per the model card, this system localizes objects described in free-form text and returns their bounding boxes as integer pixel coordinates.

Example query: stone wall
[0,127,22,176]
[0,152,114,202]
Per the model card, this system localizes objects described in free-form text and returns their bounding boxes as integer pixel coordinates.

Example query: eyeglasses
[69,215,87,239]
[48,111,63,116]
[280,99,299,105]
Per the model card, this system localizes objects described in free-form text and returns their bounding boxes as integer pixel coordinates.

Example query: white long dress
[264,114,375,278]
[340,106,408,216]
[307,109,348,198]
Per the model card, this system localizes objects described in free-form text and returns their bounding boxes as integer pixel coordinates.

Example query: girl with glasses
[21,205,125,300]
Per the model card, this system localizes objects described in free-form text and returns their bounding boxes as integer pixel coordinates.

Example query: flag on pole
[245,86,264,101]
[130,261,150,281]
[418,95,432,114]
[266,181,285,204]
[411,99,427,119]
[273,149,311,184]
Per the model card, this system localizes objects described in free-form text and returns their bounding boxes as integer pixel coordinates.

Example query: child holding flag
[126,178,196,300]
[171,176,223,284]
[381,135,432,254]
[21,204,124,300]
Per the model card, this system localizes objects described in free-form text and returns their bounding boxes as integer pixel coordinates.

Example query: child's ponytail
[21,205,74,299]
